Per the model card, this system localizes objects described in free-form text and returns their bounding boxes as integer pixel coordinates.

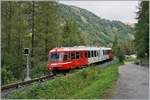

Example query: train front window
[49,53,61,62]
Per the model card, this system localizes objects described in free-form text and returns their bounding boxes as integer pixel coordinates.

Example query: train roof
[49,46,111,53]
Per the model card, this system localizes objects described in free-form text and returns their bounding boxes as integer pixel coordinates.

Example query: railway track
[1,74,55,91]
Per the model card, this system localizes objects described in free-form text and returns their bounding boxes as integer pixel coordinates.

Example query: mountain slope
[58,3,134,46]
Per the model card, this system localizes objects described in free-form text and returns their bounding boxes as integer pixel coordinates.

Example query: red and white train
[47,46,113,71]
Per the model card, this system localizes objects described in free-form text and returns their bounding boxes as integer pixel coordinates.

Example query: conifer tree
[134,1,149,58]
[62,19,85,46]
[112,34,125,62]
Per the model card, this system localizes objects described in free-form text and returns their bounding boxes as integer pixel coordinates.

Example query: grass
[7,63,121,99]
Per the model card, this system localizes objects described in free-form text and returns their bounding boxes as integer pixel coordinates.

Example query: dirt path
[109,63,149,99]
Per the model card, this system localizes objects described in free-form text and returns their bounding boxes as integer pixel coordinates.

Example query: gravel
[109,64,149,99]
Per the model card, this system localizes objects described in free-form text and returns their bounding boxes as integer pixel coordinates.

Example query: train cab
[47,52,63,71]
[47,47,88,71]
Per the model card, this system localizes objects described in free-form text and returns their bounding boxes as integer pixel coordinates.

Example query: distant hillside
[125,22,135,28]
[58,3,134,46]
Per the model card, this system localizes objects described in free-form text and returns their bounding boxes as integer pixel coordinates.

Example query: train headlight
[51,63,58,66]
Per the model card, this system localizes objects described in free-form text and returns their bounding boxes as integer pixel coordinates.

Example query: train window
[94,51,96,57]
[103,50,110,55]
[49,53,60,62]
[93,51,95,57]
[64,52,70,61]
[93,51,94,57]
[64,54,68,61]
[76,52,80,59]
[91,51,94,57]
[103,50,106,55]
[84,52,88,58]
[71,52,75,59]
[88,51,91,58]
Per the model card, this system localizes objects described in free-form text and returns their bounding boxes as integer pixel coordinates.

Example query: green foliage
[30,62,47,78]
[1,1,27,84]
[122,39,135,55]
[1,67,16,85]
[7,63,120,99]
[62,19,85,46]
[134,1,149,59]
[112,35,125,63]
[117,47,125,63]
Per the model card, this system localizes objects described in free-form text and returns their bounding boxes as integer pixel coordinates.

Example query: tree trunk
[8,1,12,54]
[45,17,48,60]
[31,1,35,68]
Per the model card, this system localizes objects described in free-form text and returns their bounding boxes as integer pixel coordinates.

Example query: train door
[70,51,76,68]
[74,51,81,68]
[98,50,101,61]
[88,50,94,64]
[100,49,105,61]
[83,51,88,66]
[63,52,72,69]
[95,51,99,62]
[80,51,87,66]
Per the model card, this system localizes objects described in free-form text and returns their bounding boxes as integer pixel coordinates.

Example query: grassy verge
[7,63,121,99]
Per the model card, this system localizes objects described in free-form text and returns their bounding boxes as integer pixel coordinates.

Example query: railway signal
[24,48,31,81]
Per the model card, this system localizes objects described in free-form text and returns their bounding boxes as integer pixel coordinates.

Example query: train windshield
[48,53,62,62]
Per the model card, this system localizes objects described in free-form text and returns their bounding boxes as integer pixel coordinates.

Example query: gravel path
[109,63,149,99]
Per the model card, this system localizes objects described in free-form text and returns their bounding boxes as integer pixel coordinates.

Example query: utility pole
[24,48,31,81]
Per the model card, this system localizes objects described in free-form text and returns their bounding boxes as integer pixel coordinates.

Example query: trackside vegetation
[7,63,120,99]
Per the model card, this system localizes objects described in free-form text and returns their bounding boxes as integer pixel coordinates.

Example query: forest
[1,1,149,85]
[1,1,85,85]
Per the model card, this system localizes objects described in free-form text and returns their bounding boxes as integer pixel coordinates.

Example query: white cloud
[59,1,140,23]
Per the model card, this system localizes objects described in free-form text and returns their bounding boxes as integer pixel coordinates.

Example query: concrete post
[24,48,31,81]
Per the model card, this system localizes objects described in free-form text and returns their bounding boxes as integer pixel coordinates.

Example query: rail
[1,74,55,91]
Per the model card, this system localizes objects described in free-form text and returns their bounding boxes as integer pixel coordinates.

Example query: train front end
[47,48,71,72]
[47,49,63,71]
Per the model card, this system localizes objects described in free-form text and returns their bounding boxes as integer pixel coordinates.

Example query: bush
[30,62,47,78]
[1,67,16,85]
[117,49,125,63]
[114,46,125,63]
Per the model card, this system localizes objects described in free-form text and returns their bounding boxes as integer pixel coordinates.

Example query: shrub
[1,67,16,85]
[30,62,47,78]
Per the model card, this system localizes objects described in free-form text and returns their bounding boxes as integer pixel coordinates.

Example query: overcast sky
[59,1,140,23]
